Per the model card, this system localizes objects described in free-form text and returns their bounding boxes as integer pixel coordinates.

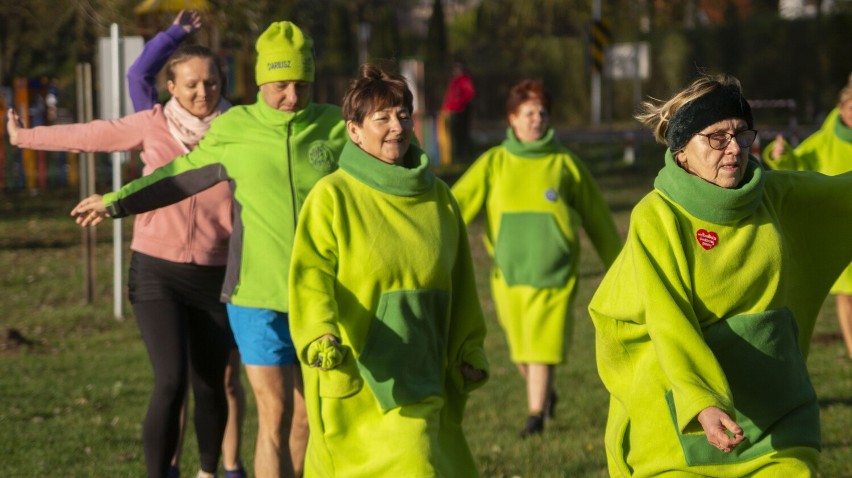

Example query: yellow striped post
[590,20,611,73]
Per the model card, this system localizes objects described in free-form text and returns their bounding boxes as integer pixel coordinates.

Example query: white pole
[110,23,124,320]
[592,75,601,125]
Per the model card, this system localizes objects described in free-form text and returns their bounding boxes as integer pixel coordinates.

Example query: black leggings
[129,252,233,477]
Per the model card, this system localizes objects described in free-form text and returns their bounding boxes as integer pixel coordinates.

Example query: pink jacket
[17,105,231,265]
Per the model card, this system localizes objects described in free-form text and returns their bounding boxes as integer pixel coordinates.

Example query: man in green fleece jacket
[289,64,488,477]
[71,22,346,478]
[589,74,852,477]
[761,81,852,361]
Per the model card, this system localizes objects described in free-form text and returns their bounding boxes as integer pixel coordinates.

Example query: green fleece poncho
[762,108,852,293]
[289,141,489,477]
[589,151,852,477]
[102,94,346,312]
[451,128,621,363]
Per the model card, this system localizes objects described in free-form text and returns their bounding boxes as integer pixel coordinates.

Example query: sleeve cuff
[450,346,489,394]
[164,25,188,43]
[103,193,126,218]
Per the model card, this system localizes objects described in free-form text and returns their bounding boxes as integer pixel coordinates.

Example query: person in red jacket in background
[439,60,475,163]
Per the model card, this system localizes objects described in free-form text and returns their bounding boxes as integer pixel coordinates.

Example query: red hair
[505,80,551,120]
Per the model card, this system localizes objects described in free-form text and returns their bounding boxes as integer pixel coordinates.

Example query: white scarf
[163,96,231,153]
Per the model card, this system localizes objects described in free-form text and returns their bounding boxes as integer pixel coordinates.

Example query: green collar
[502,127,561,158]
[339,141,435,197]
[254,92,310,125]
[835,113,852,143]
[654,149,765,224]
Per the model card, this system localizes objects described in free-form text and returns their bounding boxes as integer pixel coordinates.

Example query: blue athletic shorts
[226,304,296,366]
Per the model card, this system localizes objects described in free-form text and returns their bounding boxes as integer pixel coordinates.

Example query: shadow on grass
[0,189,81,218]
[819,397,852,408]
[0,239,77,250]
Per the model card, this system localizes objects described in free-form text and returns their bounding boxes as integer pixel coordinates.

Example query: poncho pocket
[357,289,449,412]
[495,212,571,288]
[666,307,820,466]
[318,346,363,399]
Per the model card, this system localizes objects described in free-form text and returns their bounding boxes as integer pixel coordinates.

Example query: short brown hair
[342,64,413,125]
[505,80,551,120]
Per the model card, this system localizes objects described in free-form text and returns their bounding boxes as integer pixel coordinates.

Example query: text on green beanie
[255,21,314,85]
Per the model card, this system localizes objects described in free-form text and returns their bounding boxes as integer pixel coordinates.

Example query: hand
[307,334,344,370]
[6,108,23,146]
[173,10,202,35]
[70,194,110,227]
[697,406,745,453]
[770,133,785,160]
[461,363,486,382]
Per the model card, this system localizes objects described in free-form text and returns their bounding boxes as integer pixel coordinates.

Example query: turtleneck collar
[255,91,310,125]
[339,141,435,197]
[654,149,765,224]
[502,127,561,158]
[835,113,852,143]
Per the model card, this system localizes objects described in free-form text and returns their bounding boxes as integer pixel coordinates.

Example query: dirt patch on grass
[812,332,843,345]
[0,328,36,354]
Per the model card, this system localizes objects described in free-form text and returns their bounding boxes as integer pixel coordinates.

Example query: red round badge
[696,229,718,250]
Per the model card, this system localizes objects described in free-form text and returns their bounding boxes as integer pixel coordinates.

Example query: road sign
[590,20,611,73]
[606,42,650,80]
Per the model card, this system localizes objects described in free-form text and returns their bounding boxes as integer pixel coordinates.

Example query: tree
[323,2,358,75]
[423,0,448,113]
[367,4,401,62]
[0,0,142,107]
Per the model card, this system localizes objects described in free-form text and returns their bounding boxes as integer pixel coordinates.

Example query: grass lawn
[1,142,851,477]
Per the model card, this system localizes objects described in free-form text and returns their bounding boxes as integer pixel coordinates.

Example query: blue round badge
[545,188,558,202]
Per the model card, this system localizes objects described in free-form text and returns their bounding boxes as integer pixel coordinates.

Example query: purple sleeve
[126,25,188,112]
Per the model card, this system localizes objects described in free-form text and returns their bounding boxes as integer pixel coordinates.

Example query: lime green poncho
[762,108,852,293]
[590,152,852,477]
[452,128,621,363]
[290,142,489,477]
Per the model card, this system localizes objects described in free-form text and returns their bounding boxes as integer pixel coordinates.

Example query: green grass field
[1,144,851,477]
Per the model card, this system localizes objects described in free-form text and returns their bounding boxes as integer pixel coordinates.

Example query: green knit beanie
[254,21,314,85]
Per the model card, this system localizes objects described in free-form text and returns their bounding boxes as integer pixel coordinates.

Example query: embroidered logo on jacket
[696,229,718,250]
[308,141,337,173]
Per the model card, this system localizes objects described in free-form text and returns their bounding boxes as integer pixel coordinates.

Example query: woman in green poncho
[289,64,489,477]
[762,78,852,360]
[589,74,852,477]
[451,80,622,437]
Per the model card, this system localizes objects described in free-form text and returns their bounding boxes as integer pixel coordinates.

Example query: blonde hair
[839,84,852,106]
[635,74,745,146]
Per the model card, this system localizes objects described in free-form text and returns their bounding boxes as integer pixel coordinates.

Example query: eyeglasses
[694,129,757,150]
